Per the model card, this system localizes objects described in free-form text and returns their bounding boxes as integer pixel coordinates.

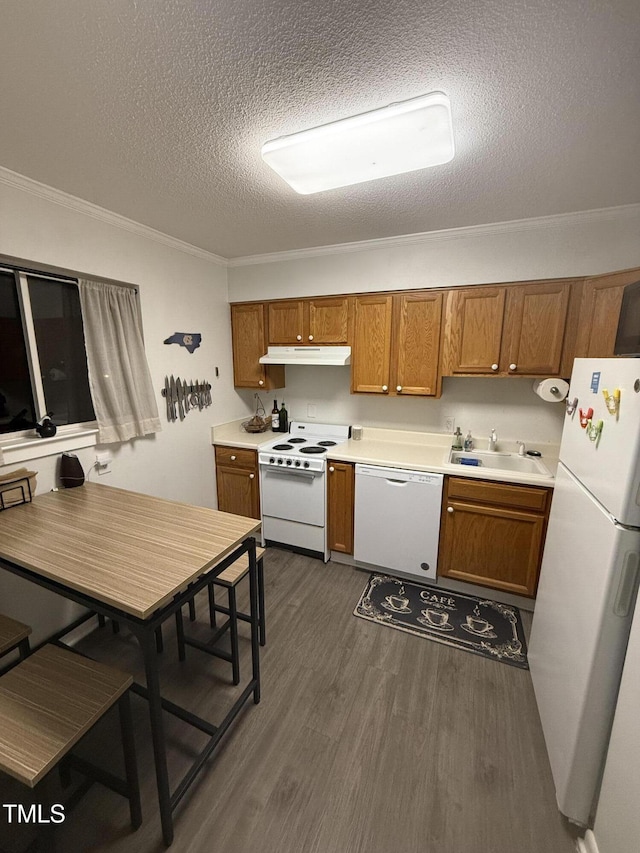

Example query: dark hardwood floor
[1,549,578,852]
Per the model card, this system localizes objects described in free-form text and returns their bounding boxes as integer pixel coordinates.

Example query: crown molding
[228,203,640,267]
[3,165,638,271]
[0,166,227,267]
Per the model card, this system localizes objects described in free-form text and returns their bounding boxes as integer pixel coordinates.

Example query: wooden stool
[175,547,266,684]
[0,613,31,666]
[0,645,141,850]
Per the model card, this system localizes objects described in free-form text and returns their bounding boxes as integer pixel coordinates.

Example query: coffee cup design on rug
[466,615,492,634]
[418,608,454,631]
[424,609,449,628]
[383,592,411,612]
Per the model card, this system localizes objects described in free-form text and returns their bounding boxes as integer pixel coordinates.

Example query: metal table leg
[248,539,261,704]
[133,625,174,847]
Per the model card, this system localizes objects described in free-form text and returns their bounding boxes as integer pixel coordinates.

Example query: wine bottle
[271,400,280,431]
[279,401,288,433]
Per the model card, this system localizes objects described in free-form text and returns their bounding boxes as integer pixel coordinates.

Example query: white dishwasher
[354,464,443,581]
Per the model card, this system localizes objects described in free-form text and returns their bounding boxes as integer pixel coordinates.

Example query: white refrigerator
[529,358,640,828]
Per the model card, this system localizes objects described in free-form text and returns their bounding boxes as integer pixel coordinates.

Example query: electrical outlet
[307,404,317,418]
[443,415,455,433]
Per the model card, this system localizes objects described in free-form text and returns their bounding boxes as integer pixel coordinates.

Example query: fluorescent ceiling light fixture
[261,92,454,194]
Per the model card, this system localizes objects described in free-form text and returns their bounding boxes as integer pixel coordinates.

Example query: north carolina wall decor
[163,333,202,354]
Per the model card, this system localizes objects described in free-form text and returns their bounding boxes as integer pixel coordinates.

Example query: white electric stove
[258,422,351,561]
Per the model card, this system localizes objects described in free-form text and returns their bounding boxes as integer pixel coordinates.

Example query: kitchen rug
[354,574,529,669]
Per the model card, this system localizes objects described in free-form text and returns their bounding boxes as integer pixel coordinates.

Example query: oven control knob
[269,457,275,464]
[303,461,310,468]
[286,459,292,465]
[295,460,301,467]
[277,458,283,464]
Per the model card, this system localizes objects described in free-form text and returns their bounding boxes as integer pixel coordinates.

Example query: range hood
[259,346,351,366]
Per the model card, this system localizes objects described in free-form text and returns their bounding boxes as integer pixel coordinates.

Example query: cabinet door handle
[308,335,314,341]
[509,363,517,371]
[249,473,255,479]
[230,455,236,461]
[447,506,454,513]
[329,466,335,473]
[296,334,302,341]
[258,379,264,386]
[382,385,388,392]
[396,385,402,392]
[491,363,499,371]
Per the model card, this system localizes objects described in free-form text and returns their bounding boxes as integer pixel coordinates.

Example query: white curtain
[78,279,161,444]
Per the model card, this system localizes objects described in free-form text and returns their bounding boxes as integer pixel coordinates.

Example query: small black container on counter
[59,453,85,488]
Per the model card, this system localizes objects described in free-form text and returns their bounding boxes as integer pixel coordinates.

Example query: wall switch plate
[444,415,455,433]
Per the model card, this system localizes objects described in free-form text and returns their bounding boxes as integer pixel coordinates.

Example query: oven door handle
[260,466,320,481]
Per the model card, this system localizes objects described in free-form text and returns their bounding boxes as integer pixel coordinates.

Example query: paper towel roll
[532,378,569,402]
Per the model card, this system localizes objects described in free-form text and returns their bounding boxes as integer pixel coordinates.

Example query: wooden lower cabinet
[438,477,551,597]
[215,446,260,520]
[327,460,355,554]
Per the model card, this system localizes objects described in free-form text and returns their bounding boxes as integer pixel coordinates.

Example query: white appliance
[258,421,351,561]
[259,346,351,365]
[354,464,444,581]
[529,358,640,828]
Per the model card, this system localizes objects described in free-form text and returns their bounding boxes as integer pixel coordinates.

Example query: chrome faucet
[517,441,526,457]
[488,428,498,451]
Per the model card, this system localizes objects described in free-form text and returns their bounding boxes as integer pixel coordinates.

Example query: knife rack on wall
[161,376,212,422]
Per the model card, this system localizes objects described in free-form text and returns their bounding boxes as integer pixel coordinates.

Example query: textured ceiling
[1,0,639,259]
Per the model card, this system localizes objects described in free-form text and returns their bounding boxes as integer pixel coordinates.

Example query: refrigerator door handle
[613,553,640,617]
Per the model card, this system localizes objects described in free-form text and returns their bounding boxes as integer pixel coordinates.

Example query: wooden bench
[0,645,141,850]
[0,613,32,665]
[176,547,266,684]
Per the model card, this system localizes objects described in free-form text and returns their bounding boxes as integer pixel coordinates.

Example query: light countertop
[212,420,559,488]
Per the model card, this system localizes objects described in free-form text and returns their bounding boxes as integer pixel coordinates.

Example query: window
[0,268,95,436]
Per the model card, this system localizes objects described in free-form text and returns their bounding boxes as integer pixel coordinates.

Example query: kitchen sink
[447,449,553,477]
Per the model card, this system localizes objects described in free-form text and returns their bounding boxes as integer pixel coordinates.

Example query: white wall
[261,368,565,448]
[227,205,640,301]
[0,173,252,643]
[229,204,640,446]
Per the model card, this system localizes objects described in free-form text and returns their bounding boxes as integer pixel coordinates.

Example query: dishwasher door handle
[386,479,409,485]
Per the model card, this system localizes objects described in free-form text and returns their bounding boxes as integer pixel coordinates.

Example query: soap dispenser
[452,427,463,450]
[464,430,474,451]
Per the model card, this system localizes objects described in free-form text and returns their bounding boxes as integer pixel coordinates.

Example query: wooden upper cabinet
[393,291,443,396]
[442,280,574,377]
[308,296,350,344]
[502,280,571,375]
[267,300,306,344]
[575,268,640,358]
[267,296,350,345]
[350,294,393,393]
[442,286,506,374]
[231,303,285,390]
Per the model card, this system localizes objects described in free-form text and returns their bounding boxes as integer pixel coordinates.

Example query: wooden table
[0,482,262,845]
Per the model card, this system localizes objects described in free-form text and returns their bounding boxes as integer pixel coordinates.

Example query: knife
[197,380,203,410]
[189,379,198,408]
[163,375,172,421]
[183,379,190,414]
[176,377,185,420]
[169,375,177,421]
[205,382,212,406]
